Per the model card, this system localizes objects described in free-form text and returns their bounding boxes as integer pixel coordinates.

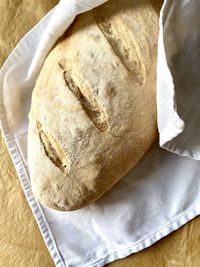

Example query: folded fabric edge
[85,205,200,267]
[0,101,66,267]
[1,102,200,267]
[161,142,200,161]
[157,0,185,149]
[0,7,66,267]
[157,0,200,161]
[157,0,200,160]
[1,2,200,267]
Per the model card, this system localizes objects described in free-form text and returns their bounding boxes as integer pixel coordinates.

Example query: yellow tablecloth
[0,1,199,266]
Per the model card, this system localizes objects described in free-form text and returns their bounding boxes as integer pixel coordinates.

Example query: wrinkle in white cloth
[1,1,200,266]
[157,0,200,159]
[28,0,108,79]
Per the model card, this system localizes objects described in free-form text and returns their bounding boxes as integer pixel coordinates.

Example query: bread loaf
[28,0,159,211]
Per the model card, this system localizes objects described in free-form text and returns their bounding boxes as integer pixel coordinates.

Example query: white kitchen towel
[157,0,200,159]
[28,0,109,79]
[1,1,200,267]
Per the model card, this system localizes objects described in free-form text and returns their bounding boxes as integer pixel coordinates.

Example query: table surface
[0,1,200,266]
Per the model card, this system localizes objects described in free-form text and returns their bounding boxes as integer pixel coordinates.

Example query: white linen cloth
[157,0,200,159]
[1,0,200,266]
[28,0,108,79]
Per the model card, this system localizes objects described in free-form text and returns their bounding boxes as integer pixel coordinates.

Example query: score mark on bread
[59,62,109,132]
[94,12,145,85]
[36,120,69,173]
[28,0,160,211]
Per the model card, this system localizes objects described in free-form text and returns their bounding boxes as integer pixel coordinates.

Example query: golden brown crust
[28,0,159,211]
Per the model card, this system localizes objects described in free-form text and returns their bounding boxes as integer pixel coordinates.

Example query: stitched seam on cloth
[0,7,67,267]
[1,1,200,267]
[167,145,200,156]
[0,96,67,267]
[163,143,200,160]
[84,206,200,267]
[0,113,66,267]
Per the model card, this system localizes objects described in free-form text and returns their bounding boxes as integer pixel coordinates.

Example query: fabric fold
[1,1,200,267]
[28,0,108,79]
[157,0,200,159]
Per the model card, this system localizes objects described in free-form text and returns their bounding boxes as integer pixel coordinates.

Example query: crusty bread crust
[28,0,159,211]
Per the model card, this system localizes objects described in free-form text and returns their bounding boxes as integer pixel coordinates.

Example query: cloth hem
[0,7,67,267]
[85,206,200,267]
[1,89,200,267]
[0,100,67,267]
[1,1,200,267]
[162,143,200,161]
